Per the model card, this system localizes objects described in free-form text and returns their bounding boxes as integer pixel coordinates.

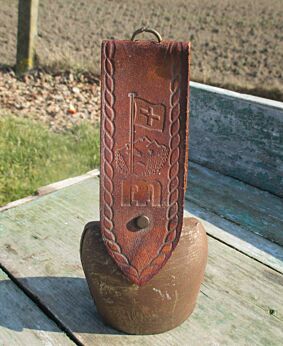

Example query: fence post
[16,0,39,74]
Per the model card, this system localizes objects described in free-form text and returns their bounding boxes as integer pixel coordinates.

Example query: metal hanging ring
[131,27,162,43]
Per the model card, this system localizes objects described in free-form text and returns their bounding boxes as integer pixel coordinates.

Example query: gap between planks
[0,262,83,346]
[190,158,282,199]
[1,175,282,344]
[191,218,282,274]
[1,166,281,274]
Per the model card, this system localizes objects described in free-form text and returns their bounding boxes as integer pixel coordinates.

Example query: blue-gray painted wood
[186,162,283,247]
[0,269,74,344]
[1,177,283,345]
[190,82,283,197]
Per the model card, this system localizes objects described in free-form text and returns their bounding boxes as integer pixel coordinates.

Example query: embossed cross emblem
[115,93,168,176]
[140,106,161,127]
[100,40,189,286]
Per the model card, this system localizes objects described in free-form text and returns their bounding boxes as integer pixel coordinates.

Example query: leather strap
[100,38,190,285]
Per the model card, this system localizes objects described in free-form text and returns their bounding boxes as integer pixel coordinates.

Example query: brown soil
[0,0,282,101]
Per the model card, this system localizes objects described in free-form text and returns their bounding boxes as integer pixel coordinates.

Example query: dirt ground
[0,0,282,100]
[0,68,100,131]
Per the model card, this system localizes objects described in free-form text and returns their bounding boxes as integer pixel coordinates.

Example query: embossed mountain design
[115,136,169,176]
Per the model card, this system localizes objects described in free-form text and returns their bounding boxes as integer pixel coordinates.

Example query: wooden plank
[37,169,99,196]
[16,0,39,74]
[0,268,74,345]
[184,199,283,274]
[0,169,99,212]
[191,82,283,110]
[186,162,283,246]
[0,195,37,213]
[0,177,282,345]
[190,82,283,197]
[3,164,278,271]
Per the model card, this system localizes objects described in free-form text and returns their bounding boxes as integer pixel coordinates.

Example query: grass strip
[0,115,100,206]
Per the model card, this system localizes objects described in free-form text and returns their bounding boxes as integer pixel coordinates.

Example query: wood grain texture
[16,0,39,74]
[186,162,283,247]
[0,176,282,345]
[184,199,283,274]
[0,269,73,345]
[37,169,99,196]
[190,83,283,197]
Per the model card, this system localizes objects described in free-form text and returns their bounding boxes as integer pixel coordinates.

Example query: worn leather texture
[100,39,190,285]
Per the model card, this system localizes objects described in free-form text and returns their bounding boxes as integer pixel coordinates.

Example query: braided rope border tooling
[140,58,181,280]
[102,42,182,284]
[101,41,139,280]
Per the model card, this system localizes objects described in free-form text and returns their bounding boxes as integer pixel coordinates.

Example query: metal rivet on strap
[135,215,150,229]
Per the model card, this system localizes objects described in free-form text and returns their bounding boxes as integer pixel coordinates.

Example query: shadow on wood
[0,275,121,334]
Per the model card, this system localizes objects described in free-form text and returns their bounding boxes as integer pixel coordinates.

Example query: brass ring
[131,27,162,43]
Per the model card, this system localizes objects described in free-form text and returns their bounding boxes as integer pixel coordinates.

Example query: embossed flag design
[100,39,190,285]
[133,96,165,132]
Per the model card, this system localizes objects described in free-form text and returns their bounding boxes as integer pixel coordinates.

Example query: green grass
[0,116,100,206]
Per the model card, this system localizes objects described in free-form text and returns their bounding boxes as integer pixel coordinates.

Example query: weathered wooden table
[1,83,282,345]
